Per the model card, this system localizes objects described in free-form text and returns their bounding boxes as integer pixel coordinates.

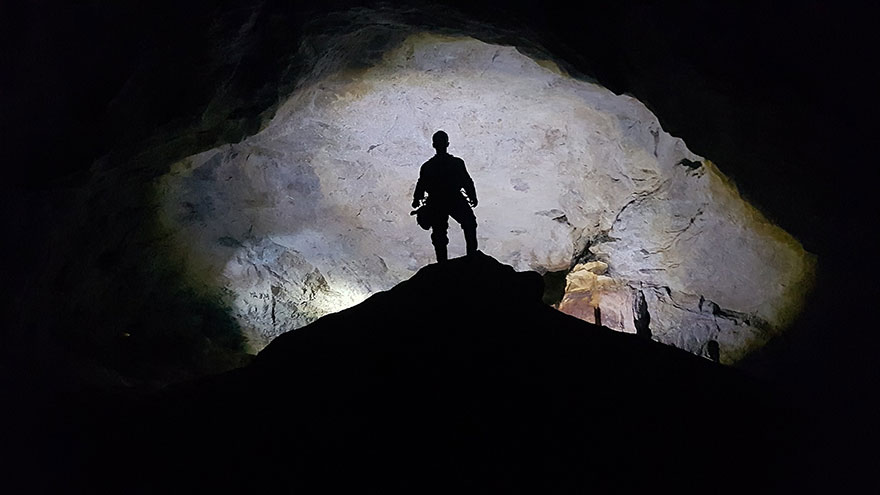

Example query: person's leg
[463,225,478,255]
[450,202,478,255]
[430,213,450,262]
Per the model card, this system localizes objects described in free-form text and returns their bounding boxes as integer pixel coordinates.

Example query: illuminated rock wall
[156,33,813,360]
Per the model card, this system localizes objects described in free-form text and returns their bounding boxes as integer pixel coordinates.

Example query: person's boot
[464,228,478,255]
[435,244,447,263]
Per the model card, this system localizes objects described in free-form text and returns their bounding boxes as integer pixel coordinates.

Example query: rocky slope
[81,253,798,493]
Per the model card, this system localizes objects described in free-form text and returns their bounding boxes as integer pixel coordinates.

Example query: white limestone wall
[156,33,813,360]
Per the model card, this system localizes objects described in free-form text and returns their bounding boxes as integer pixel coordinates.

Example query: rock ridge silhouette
[89,252,797,494]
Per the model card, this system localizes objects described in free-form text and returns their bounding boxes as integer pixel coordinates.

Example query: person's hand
[468,197,478,208]
[412,198,421,209]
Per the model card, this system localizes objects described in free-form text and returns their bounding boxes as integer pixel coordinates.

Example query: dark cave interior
[1,0,877,492]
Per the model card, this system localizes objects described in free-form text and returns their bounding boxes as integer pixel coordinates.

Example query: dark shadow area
[541,269,567,306]
[47,253,802,494]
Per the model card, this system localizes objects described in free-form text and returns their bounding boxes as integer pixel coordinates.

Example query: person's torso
[421,154,467,203]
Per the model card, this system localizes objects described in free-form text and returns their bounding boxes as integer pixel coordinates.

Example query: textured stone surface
[156,33,813,360]
[559,262,636,333]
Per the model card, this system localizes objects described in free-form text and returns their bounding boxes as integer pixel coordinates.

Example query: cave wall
[4,1,865,386]
[155,33,812,361]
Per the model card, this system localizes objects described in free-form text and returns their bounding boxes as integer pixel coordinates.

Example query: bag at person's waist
[411,203,434,230]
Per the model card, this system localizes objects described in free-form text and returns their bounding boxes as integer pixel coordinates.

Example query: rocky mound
[81,253,797,493]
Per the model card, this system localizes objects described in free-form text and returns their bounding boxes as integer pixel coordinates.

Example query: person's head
[432,130,449,153]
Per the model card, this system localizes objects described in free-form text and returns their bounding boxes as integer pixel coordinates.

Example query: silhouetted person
[412,131,478,262]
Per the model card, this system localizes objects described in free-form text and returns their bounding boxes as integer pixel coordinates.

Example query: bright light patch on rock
[156,33,813,359]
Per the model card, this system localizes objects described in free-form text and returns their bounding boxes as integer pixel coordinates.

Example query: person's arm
[459,159,477,207]
[412,168,426,208]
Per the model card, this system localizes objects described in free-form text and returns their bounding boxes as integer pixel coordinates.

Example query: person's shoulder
[448,154,465,166]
